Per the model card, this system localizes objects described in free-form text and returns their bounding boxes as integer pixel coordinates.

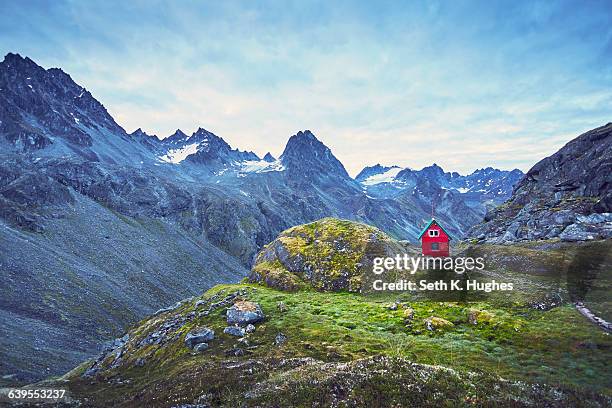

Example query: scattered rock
[193,343,209,353]
[277,301,287,312]
[225,348,245,357]
[559,222,601,241]
[224,326,246,337]
[185,327,215,349]
[227,301,265,325]
[424,316,454,331]
[403,307,415,321]
[245,324,256,333]
[274,332,288,345]
[529,293,563,311]
[134,358,146,367]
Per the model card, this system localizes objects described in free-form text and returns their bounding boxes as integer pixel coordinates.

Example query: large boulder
[248,218,410,292]
[226,301,265,325]
[184,327,215,349]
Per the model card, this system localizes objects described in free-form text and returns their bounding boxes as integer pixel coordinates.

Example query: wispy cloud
[1,0,610,175]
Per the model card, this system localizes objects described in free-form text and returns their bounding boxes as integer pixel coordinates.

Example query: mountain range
[2,52,607,385]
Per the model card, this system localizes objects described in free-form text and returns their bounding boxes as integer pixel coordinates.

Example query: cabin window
[431,243,440,250]
[428,229,439,237]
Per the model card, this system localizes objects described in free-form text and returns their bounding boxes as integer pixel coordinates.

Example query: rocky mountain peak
[163,129,189,145]
[1,53,42,73]
[263,152,276,162]
[280,130,350,179]
[130,128,159,141]
[0,52,131,157]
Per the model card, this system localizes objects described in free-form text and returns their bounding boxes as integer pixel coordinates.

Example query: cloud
[1,0,610,175]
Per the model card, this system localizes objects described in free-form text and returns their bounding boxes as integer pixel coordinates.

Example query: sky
[1,0,611,175]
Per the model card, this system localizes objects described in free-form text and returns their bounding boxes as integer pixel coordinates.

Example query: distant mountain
[355,162,524,225]
[155,127,259,168]
[357,163,523,204]
[469,123,612,243]
[263,152,276,162]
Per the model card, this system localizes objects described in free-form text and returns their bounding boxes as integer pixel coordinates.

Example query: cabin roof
[417,218,453,240]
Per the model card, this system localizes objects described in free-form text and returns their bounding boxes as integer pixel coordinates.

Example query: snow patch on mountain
[240,159,285,173]
[159,142,200,163]
[361,167,403,185]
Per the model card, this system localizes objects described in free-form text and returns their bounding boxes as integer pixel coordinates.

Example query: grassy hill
[18,219,611,407]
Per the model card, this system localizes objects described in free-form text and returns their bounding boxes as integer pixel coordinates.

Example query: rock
[424,316,454,332]
[387,302,398,311]
[184,327,215,349]
[529,293,563,311]
[248,218,408,293]
[134,358,146,367]
[245,324,256,333]
[225,348,244,357]
[559,223,600,241]
[277,301,287,312]
[403,307,415,321]
[226,301,265,325]
[224,326,246,337]
[193,343,209,352]
[467,309,493,325]
[274,332,287,345]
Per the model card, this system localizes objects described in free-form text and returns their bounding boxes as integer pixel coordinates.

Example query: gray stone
[184,327,215,349]
[224,326,246,337]
[274,332,287,345]
[245,324,256,333]
[226,301,265,325]
[577,212,612,224]
[193,342,209,352]
[225,348,244,357]
[559,223,598,242]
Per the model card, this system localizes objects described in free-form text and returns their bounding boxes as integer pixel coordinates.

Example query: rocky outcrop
[469,123,612,243]
[248,218,410,292]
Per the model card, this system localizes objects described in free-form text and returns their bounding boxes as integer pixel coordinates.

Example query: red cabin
[418,219,451,257]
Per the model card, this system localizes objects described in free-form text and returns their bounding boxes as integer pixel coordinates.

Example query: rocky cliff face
[469,123,612,243]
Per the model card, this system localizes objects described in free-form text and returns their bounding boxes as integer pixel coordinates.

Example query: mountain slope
[469,123,612,243]
[0,188,247,385]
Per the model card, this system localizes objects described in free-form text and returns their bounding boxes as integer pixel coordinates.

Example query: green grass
[62,282,611,407]
[57,236,612,406]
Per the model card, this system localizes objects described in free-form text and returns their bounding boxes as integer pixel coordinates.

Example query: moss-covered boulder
[424,316,454,331]
[467,309,494,325]
[249,218,408,292]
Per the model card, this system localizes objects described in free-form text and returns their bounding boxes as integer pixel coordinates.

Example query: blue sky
[1,0,611,175]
